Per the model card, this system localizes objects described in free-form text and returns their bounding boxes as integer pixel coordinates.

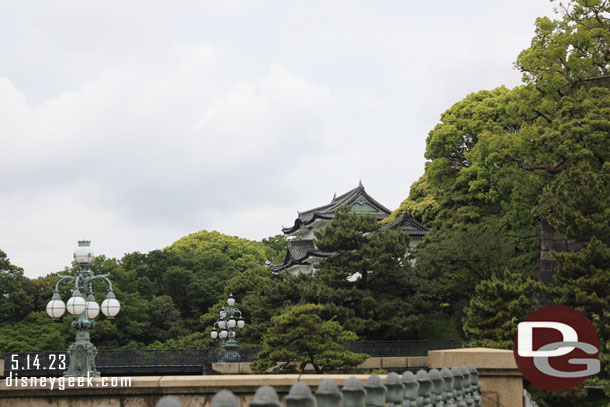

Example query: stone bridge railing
[155,366,483,407]
[0,348,522,407]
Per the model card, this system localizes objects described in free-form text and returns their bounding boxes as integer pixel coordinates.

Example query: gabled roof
[268,239,334,272]
[281,183,392,234]
[379,212,429,236]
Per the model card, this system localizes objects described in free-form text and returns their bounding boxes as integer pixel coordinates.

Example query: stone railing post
[450,367,467,407]
[251,385,282,407]
[364,374,386,407]
[315,379,343,407]
[287,382,316,407]
[384,372,404,407]
[342,377,366,407]
[440,368,456,407]
[428,369,444,407]
[416,369,432,407]
[212,390,239,407]
[401,371,419,407]
[459,366,474,407]
[466,365,481,407]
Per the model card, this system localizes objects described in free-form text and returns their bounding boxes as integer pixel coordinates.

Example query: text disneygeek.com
[3,373,132,390]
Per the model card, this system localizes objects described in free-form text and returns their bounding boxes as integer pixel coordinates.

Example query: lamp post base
[220,341,240,363]
[64,330,100,377]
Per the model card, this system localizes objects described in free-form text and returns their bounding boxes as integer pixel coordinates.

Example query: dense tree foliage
[463,270,545,349]
[311,207,423,339]
[390,85,543,331]
[0,250,37,323]
[197,207,431,349]
[251,304,367,374]
[0,231,277,352]
[388,1,609,403]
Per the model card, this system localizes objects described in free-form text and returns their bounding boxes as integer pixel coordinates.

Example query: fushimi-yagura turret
[270,182,429,274]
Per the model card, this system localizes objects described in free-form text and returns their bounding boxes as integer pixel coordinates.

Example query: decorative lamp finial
[74,240,94,265]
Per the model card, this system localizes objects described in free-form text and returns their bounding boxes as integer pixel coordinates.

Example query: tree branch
[581,74,610,82]
[504,154,568,174]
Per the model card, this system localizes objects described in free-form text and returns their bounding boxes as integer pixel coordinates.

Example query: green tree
[547,238,610,396]
[311,207,424,339]
[199,267,308,345]
[0,250,34,324]
[510,3,610,403]
[463,270,545,349]
[510,0,610,241]
[387,85,543,332]
[251,304,367,374]
[261,235,288,264]
[147,295,187,342]
[0,312,71,352]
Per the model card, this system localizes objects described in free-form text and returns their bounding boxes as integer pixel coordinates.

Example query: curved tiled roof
[379,212,429,236]
[269,239,334,272]
[282,183,392,234]
[270,184,429,272]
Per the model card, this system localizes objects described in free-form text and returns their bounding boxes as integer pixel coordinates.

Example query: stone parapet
[0,348,522,407]
[428,348,522,407]
[0,374,372,407]
[209,356,429,374]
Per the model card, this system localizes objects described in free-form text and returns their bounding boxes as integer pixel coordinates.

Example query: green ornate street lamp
[210,293,245,362]
[46,240,120,377]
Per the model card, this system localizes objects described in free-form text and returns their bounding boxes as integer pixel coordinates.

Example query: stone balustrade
[152,366,483,407]
[0,348,522,406]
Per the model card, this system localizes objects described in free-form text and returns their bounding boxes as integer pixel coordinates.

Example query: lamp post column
[46,240,121,377]
[211,293,246,362]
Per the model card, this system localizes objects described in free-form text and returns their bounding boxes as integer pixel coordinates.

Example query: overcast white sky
[1,1,555,277]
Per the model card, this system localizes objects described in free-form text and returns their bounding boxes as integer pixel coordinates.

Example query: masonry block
[380,357,407,369]
[406,357,428,368]
[357,357,381,369]
[212,362,239,374]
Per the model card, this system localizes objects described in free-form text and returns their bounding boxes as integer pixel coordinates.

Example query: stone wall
[539,218,583,284]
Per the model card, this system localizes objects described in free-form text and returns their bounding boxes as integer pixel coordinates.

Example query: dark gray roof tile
[282,184,392,234]
[379,212,429,236]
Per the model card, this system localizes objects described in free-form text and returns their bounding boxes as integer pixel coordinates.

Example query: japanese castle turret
[270,182,429,274]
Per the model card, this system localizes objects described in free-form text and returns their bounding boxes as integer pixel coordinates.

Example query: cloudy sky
[1,1,555,277]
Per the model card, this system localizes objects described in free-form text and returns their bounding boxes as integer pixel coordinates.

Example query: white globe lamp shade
[237,319,245,329]
[46,299,66,319]
[228,319,236,328]
[211,330,218,339]
[220,310,227,319]
[227,296,235,307]
[66,295,86,315]
[218,320,226,329]
[86,301,100,319]
[220,330,228,339]
[74,240,95,264]
[101,298,121,318]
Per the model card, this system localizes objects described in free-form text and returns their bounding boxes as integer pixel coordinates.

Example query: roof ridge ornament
[332,192,336,202]
[359,179,363,188]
